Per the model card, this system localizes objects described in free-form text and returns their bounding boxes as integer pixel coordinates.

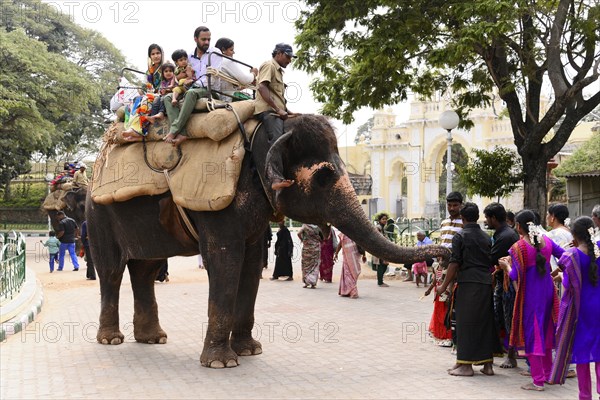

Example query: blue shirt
[417,237,433,246]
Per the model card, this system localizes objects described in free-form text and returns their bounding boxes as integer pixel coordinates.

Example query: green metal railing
[384,218,442,247]
[0,231,27,303]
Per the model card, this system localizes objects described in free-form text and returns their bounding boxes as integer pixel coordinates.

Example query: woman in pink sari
[334,233,364,298]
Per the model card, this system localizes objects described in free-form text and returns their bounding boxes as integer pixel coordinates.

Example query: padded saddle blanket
[42,189,69,211]
[91,101,259,211]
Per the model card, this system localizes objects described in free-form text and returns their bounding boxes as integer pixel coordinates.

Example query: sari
[299,224,322,286]
[124,93,155,136]
[319,234,334,282]
[550,249,582,384]
[338,233,361,298]
[509,237,562,355]
[550,248,600,384]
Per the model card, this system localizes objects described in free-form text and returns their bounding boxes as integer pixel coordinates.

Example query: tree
[459,147,524,201]
[0,28,96,199]
[554,132,600,175]
[354,117,374,143]
[0,0,128,197]
[295,0,600,217]
[439,143,470,199]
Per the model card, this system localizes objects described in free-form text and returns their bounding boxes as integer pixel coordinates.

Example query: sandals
[521,383,544,391]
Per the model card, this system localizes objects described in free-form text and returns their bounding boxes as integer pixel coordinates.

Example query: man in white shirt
[164,26,222,146]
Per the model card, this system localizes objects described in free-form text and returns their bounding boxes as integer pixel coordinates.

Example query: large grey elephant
[86,114,449,368]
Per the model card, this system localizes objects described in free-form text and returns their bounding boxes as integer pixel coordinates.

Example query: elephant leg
[96,258,127,345]
[230,241,263,357]
[200,241,244,368]
[127,259,167,344]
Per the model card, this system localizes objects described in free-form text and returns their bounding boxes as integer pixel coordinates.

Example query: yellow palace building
[340,95,595,220]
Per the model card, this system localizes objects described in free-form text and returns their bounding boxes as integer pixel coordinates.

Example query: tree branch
[547,0,571,98]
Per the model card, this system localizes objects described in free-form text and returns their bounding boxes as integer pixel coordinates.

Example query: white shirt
[546,227,573,270]
[188,47,222,88]
[219,58,255,95]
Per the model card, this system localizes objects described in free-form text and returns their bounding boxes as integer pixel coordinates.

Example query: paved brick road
[0,236,586,399]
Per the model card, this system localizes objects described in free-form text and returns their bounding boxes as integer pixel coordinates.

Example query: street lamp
[439,110,460,196]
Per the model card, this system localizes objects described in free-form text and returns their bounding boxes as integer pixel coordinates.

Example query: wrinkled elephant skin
[87,114,449,368]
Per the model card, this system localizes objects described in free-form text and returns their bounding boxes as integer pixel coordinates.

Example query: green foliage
[439,144,470,202]
[295,0,600,213]
[354,117,374,143]
[0,0,127,197]
[458,146,524,199]
[0,182,47,208]
[554,132,600,176]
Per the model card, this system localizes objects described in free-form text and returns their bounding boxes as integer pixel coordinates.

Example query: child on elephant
[171,49,196,106]
[146,63,176,124]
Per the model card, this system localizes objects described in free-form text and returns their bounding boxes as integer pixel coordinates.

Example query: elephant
[86,114,450,368]
[45,188,87,231]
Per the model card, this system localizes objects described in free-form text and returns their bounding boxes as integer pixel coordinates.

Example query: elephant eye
[312,165,336,188]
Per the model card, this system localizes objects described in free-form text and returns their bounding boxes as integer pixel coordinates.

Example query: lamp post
[439,110,460,196]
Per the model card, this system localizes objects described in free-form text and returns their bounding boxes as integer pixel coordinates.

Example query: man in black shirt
[484,202,520,368]
[56,211,80,271]
[438,202,500,377]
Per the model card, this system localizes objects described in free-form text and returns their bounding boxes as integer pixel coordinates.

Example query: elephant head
[263,115,449,264]
[47,188,88,231]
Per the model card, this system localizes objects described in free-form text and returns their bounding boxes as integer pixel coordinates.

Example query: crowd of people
[266,196,599,398]
[423,197,600,398]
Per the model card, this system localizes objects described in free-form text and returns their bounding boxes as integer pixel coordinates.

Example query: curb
[0,268,44,342]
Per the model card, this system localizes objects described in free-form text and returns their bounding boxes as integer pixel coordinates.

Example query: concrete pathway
[0,235,585,399]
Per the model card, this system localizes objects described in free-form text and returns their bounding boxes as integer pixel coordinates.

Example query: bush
[0,182,48,208]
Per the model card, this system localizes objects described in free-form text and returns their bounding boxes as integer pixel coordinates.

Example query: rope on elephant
[206,66,257,91]
[141,137,183,173]
[162,170,200,242]
[225,103,250,151]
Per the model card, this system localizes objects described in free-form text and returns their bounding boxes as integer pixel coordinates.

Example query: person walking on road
[334,233,364,299]
[55,211,79,272]
[271,221,294,281]
[40,231,60,273]
[298,224,322,288]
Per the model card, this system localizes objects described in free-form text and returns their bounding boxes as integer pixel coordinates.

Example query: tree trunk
[522,156,549,221]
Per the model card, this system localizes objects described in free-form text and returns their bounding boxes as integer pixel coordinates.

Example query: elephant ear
[264,131,293,188]
[62,191,76,211]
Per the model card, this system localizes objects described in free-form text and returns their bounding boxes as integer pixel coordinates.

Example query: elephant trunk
[328,175,450,265]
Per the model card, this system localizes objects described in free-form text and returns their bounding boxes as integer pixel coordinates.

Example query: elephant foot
[200,344,239,368]
[230,337,263,356]
[134,324,168,344]
[97,327,125,345]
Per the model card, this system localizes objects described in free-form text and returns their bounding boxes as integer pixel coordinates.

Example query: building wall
[339,98,595,219]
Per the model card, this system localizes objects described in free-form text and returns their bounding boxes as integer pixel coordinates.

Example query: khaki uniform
[73,170,88,187]
[254,58,286,115]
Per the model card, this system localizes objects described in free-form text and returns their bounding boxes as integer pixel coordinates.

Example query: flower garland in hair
[564,217,571,228]
[527,222,545,244]
[589,226,600,259]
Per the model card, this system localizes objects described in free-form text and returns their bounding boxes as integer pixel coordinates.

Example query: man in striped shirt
[438,191,463,350]
[440,192,464,248]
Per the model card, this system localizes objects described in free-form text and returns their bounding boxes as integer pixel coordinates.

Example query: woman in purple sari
[550,216,600,400]
[499,210,564,392]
